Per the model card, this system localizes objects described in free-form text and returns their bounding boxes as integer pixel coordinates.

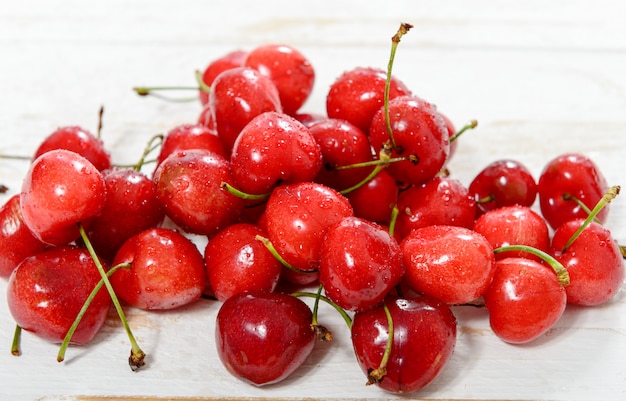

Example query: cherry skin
[394,176,477,239]
[199,49,247,105]
[468,159,537,216]
[156,123,227,167]
[153,149,245,236]
[550,219,624,306]
[483,257,567,344]
[209,66,282,153]
[345,169,399,225]
[538,153,609,230]
[369,95,450,186]
[351,295,457,394]
[85,167,166,262]
[244,44,315,115]
[319,216,405,312]
[230,111,323,196]
[0,194,47,279]
[33,125,111,172]
[204,223,282,302]
[20,149,107,246]
[440,113,458,160]
[326,66,411,134]
[110,227,207,310]
[215,290,315,386]
[6,246,111,344]
[401,225,496,305]
[473,205,550,262]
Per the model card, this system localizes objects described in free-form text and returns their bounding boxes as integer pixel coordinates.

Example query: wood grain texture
[1,1,625,400]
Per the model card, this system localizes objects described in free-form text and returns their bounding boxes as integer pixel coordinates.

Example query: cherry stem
[449,119,478,143]
[384,22,413,153]
[0,154,31,161]
[291,290,353,330]
[221,182,271,201]
[0,184,8,194]
[388,204,399,238]
[77,224,146,371]
[194,69,212,94]
[309,285,333,342]
[493,244,570,286]
[562,193,602,225]
[96,105,104,140]
[133,134,164,171]
[367,301,393,385]
[57,262,131,363]
[475,194,495,204]
[132,85,199,103]
[561,185,621,252]
[11,325,22,356]
[255,234,318,275]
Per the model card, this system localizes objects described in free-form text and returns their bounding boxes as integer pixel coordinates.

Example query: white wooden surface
[1,1,626,400]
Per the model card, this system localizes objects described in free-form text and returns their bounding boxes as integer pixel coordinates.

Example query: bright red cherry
[215,290,315,386]
[33,126,111,171]
[244,44,315,115]
[326,67,411,134]
[345,169,399,225]
[538,153,609,230]
[110,227,207,310]
[156,123,227,167]
[483,257,567,344]
[6,246,111,344]
[401,225,496,305]
[20,149,107,246]
[351,295,457,394]
[199,49,247,105]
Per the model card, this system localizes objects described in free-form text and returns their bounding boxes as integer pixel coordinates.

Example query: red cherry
[230,111,323,195]
[395,176,476,239]
[538,153,609,230]
[156,123,227,167]
[204,223,282,302]
[351,295,457,394]
[0,194,47,279]
[483,257,567,344]
[473,205,550,262]
[244,44,315,115]
[198,49,247,105]
[20,149,107,246]
[33,126,111,171]
[401,225,496,304]
[110,227,207,310]
[550,219,624,306]
[345,169,399,225]
[215,290,315,386]
[6,246,111,344]
[440,113,458,160]
[209,66,282,153]
[326,66,411,133]
[369,95,450,186]
[153,149,244,236]
[319,216,405,312]
[468,159,537,216]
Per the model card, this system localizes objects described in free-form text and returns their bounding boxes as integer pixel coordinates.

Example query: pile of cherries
[1,24,624,395]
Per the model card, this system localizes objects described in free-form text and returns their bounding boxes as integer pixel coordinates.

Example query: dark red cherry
[33,126,111,171]
[345,169,399,225]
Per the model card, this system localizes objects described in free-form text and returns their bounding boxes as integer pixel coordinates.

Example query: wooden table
[1,1,625,400]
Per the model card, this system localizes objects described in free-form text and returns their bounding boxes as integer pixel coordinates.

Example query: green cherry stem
[194,69,212,94]
[11,325,22,356]
[367,301,394,385]
[221,182,271,201]
[388,204,399,238]
[493,244,570,286]
[255,235,318,275]
[449,119,478,143]
[77,224,146,371]
[309,285,333,342]
[57,262,132,363]
[291,290,353,330]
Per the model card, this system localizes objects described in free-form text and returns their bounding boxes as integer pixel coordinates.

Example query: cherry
[401,225,496,305]
[473,205,550,262]
[264,181,353,275]
[215,290,315,386]
[351,295,457,394]
[440,113,458,159]
[153,149,244,236]
[156,123,227,167]
[538,153,609,230]
[6,246,111,344]
[326,66,411,134]
[468,159,537,216]
[85,167,165,262]
[20,149,107,246]
[369,95,450,186]
[394,176,476,239]
[208,66,282,153]
[0,194,47,279]
[198,49,247,105]
[344,169,399,225]
[244,44,315,115]
[483,257,567,344]
[204,223,282,302]
[33,125,111,172]
[308,118,374,191]
[319,216,405,312]
[110,227,207,310]
[550,219,624,306]
[230,111,323,196]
